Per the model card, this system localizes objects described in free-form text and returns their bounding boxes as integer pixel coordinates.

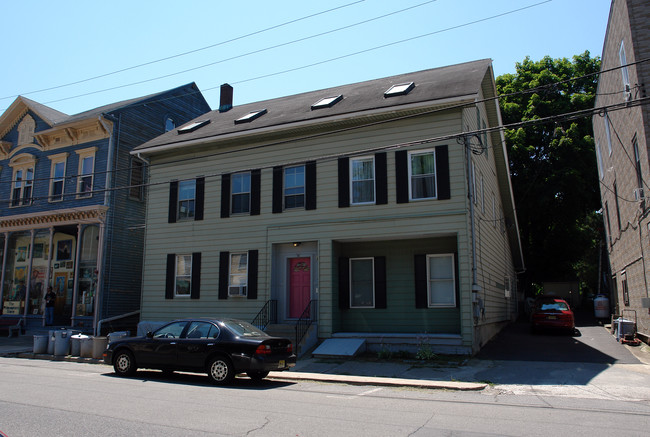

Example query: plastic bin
[80,336,94,358]
[54,330,71,356]
[33,335,49,354]
[614,318,635,341]
[70,334,89,356]
[47,330,56,355]
[92,336,108,359]
[107,331,130,344]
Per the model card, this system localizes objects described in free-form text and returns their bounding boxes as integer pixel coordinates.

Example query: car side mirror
[146,331,153,338]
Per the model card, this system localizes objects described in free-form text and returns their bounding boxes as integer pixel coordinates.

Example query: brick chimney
[219,83,233,113]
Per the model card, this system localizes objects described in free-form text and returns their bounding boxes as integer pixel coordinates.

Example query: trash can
[47,330,56,355]
[80,336,94,358]
[70,334,89,356]
[54,330,71,356]
[33,335,49,354]
[92,336,108,359]
[615,318,635,341]
[107,331,130,344]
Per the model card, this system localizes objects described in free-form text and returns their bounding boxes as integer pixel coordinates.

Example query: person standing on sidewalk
[45,286,56,326]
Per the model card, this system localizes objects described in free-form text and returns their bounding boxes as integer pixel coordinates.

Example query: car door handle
[207,343,214,346]
[170,342,176,345]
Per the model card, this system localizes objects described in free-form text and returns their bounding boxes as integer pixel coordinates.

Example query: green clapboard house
[133,59,524,355]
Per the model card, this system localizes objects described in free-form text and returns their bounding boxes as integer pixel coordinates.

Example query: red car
[530,297,575,334]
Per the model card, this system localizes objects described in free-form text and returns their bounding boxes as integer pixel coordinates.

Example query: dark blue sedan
[103,318,296,384]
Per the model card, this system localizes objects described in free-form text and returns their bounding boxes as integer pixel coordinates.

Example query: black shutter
[305,161,317,210]
[338,157,350,208]
[414,254,428,308]
[165,254,175,299]
[168,181,178,223]
[247,250,258,300]
[191,252,201,299]
[272,166,283,213]
[374,256,387,309]
[436,145,450,200]
[338,257,350,309]
[220,174,230,218]
[395,150,409,204]
[375,152,388,205]
[195,177,205,221]
[218,251,230,299]
[251,169,261,215]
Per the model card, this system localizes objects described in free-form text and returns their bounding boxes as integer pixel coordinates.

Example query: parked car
[103,318,296,384]
[530,296,575,334]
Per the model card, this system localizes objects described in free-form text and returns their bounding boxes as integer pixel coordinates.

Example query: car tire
[207,356,234,385]
[246,370,270,381]
[113,350,137,377]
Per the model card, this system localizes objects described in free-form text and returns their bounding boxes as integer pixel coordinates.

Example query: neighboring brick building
[593,0,650,339]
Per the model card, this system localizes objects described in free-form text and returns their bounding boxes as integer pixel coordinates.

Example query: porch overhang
[0,205,109,232]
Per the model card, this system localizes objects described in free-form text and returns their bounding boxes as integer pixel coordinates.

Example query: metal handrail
[295,300,317,349]
[96,310,140,336]
[252,300,277,330]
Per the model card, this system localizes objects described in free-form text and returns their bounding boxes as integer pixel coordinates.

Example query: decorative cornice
[0,205,109,232]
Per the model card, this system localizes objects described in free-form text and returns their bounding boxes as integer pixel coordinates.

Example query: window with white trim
[76,148,96,198]
[231,172,251,214]
[350,156,375,205]
[284,165,305,209]
[427,254,456,307]
[229,252,248,296]
[9,155,35,207]
[619,41,630,91]
[605,115,613,156]
[177,180,196,220]
[48,153,68,202]
[596,141,604,179]
[129,159,144,200]
[408,149,436,200]
[175,254,192,297]
[350,257,375,308]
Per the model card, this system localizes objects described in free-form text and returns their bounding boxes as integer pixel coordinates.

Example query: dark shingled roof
[134,59,493,153]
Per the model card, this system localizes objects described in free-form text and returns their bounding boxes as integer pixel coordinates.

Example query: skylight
[234,109,267,124]
[384,82,415,97]
[311,95,343,110]
[178,119,210,134]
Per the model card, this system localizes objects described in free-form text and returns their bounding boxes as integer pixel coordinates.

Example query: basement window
[384,82,415,97]
[235,109,267,124]
[311,95,343,110]
[178,119,210,134]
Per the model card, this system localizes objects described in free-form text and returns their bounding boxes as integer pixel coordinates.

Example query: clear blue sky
[0,0,612,116]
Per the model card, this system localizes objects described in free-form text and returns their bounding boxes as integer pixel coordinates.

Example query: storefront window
[52,232,76,323]
[28,230,50,315]
[76,226,98,317]
[2,231,30,316]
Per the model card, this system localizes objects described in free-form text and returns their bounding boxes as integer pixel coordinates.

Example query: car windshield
[539,302,569,311]
[223,320,268,337]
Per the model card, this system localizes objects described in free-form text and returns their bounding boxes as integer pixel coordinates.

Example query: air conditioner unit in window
[633,188,645,201]
[228,285,247,297]
[624,84,632,102]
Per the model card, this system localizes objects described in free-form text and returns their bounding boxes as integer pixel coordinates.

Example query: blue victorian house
[0,83,210,333]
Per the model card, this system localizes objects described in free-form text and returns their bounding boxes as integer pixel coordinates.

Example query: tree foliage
[496,52,602,295]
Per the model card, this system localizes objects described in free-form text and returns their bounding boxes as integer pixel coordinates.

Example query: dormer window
[384,82,415,97]
[311,95,343,110]
[234,109,267,124]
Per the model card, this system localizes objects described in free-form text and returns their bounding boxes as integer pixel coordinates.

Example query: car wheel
[207,356,234,385]
[113,350,136,377]
[246,370,270,381]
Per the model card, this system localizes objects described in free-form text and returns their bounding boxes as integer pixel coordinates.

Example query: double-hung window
[409,150,436,200]
[10,156,35,207]
[427,254,456,307]
[231,172,251,214]
[284,165,305,209]
[620,41,630,92]
[174,254,192,297]
[177,180,196,220]
[350,156,375,204]
[229,252,248,296]
[350,258,375,308]
[129,159,144,200]
[48,153,68,202]
[76,148,96,198]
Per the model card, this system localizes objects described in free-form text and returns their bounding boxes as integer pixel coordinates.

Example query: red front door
[289,257,311,318]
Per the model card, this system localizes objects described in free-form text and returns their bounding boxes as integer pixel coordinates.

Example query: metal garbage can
[33,335,49,354]
[80,336,94,358]
[54,330,71,356]
[70,334,89,356]
[107,331,130,344]
[47,330,56,355]
[92,336,108,359]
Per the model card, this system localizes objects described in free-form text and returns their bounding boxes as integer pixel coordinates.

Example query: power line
[0,0,366,101]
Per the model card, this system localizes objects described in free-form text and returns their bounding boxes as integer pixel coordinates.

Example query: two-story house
[0,83,210,334]
[133,60,524,354]
[593,0,650,340]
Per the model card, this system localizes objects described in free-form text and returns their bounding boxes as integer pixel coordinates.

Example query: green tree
[496,52,602,298]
